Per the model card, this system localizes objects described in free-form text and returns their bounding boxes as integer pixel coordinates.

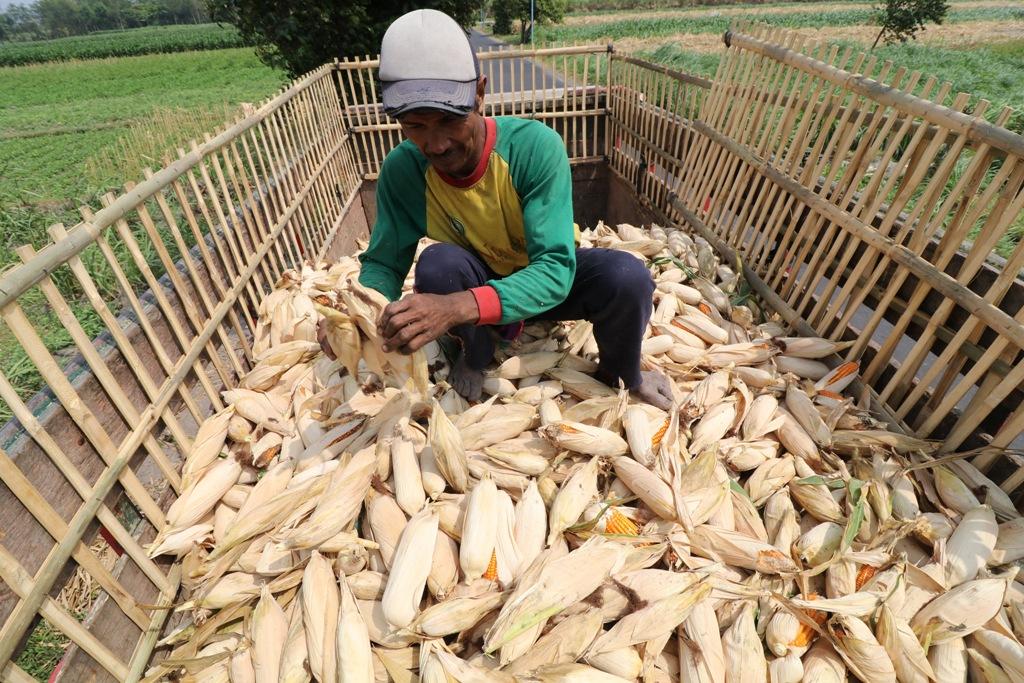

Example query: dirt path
[611,19,1024,54]
[564,0,1014,25]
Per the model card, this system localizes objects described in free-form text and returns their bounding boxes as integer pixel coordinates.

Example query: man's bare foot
[450,354,484,402]
[632,370,673,410]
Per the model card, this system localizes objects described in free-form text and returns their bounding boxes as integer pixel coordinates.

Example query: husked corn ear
[497,351,565,379]
[366,487,406,569]
[769,653,804,683]
[828,613,896,683]
[251,585,287,683]
[147,523,213,559]
[773,337,854,359]
[911,577,1007,645]
[935,466,981,515]
[689,525,799,574]
[945,505,997,585]
[523,662,634,682]
[428,399,470,493]
[814,361,859,393]
[181,571,261,610]
[795,522,843,567]
[548,456,601,544]
[774,355,829,380]
[544,368,617,399]
[428,530,460,599]
[494,489,521,586]
[689,400,737,454]
[412,590,507,637]
[181,408,234,487]
[588,580,710,655]
[382,506,439,628]
[348,570,386,600]
[538,399,562,427]
[802,639,847,683]
[167,456,242,529]
[461,474,498,582]
[278,597,309,683]
[337,575,374,683]
[876,604,934,683]
[612,456,676,521]
[419,444,447,500]
[584,646,642,679]
[390,427,425,516]
[973,629,1024,678]
[302,551,339,682]
[485,538,623,653]
[278,444,375,549]
[928,638,967,682]
[461,403,537,450]
[723,602,767,683]
[767,608,814,657]
[541,420,628,457]
[604,508,640,536]
[504,611,603,675]
[515,479,547,573]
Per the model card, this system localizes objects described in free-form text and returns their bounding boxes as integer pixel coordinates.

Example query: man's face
[398,109,482,178]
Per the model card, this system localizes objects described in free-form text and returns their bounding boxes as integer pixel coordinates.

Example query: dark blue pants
[414,243,655,390]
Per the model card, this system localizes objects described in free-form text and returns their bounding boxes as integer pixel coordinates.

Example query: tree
[205,0,485,78]
[871,0,949,48]
[492,0,566,43]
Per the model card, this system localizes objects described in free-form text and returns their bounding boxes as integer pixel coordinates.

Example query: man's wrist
[449,291,480,326]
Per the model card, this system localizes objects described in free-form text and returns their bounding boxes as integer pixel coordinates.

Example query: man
[358,8,672,410]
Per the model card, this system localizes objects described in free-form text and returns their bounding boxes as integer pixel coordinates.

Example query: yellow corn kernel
[855,565,877,590]
[483,550,498,582]
[651,417,670,451]
[605,509,639,536]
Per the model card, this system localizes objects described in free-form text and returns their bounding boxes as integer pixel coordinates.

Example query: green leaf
[842,479,866,550]
[796,475,845,490]
[730,479,751,500]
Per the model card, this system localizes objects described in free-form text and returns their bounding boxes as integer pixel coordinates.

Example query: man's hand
[378,291,479,354]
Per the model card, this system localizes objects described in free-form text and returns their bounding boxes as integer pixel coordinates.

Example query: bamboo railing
[608,24,1024,482]
[0,62,362,681]
[0,28,1022,681]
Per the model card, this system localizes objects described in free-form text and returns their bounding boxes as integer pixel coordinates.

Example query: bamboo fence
[0,28,1020,681]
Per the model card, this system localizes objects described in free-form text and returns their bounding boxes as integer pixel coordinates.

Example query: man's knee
[597,250,655,303]
[414,243,473,294]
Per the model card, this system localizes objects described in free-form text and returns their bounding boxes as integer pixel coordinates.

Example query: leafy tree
[205,0,485,77]
[871,0,949,48]
[492,0,566,43]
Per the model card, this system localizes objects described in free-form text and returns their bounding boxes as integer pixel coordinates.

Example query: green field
[0,23,248,66]
[0,47,284,204]
[0,35,285,431]
[538,4,1023,41]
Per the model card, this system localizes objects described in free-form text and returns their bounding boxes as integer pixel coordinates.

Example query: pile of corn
[145,223,1024,683]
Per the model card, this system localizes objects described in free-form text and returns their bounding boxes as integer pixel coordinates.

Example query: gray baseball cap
[379,9,480,117]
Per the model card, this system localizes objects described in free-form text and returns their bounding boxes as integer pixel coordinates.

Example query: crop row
[537,5,1024,41]
[0,23,250,67]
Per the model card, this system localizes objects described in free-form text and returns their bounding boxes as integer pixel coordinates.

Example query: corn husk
[723,602,767,683]
[382,506,439,628]
[911,577,1007,645]
[303,551,339,681]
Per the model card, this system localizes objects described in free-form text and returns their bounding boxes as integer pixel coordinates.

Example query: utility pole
[530,0,535,45]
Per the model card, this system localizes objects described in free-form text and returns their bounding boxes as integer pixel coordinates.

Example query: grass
[531,5,1023,41]
[0,48,285,204]
[0,43,285,425]
[0,23,249,66]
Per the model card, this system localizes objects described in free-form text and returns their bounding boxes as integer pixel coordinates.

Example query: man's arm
[481,123,577,325]
[358,146,427,301]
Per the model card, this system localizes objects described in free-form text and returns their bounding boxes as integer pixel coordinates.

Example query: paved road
[469,30,564,94]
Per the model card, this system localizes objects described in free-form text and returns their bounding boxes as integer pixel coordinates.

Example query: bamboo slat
[2,34,1023,681]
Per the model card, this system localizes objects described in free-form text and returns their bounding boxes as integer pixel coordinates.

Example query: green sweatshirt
[357,116,578,325]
